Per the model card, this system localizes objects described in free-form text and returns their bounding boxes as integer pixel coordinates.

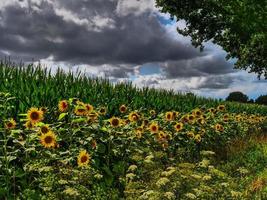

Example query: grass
[218,132,267,199]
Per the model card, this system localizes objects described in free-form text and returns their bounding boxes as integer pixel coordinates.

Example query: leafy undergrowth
[125,134,267,200]
[218,134,267,199]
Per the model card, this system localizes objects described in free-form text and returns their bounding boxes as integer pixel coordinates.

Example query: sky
[0,0,266,99]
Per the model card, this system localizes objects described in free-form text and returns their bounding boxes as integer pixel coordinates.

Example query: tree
[255,95,267,105]
[156,0,267,78]
[247,99,254,104]
[226,91,248,103]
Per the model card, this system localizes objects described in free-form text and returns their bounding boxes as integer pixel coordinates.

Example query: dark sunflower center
[7,122,13,127]
[44,136,53,144]
[152,126,157,131]
[132,114,138,120]
[112,119,119,126]
[120,107,126,112]
[78,108,85,113]
[62,102,67,108]
[30,112,39,120]
[41,126,49,133]
[81,155,88,163]
[167,114,171,119]
[176,125,181,129]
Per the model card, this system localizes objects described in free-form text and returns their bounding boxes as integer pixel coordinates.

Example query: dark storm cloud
[162,56,235,78]
[0,0,201,65]
[197,76,234,89]
[103,65,135,78]
[0,0,241,94]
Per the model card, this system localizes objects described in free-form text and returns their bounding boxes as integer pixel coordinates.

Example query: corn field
[0,61,266,119]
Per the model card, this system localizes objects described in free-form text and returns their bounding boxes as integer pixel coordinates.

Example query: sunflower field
[0,62,267,199]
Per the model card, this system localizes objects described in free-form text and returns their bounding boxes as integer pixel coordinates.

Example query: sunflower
[197,118,205,125]
[199,128,206,136]
[235,115,242,122]
[88,111,99,121]
[91,140,97,149]
[166,133,172,140]
[135,128,143,139]
[187,131,195,138]
[24,120,34,129]
[173,112,179,119]
[172,111,177,119]
[181,115,189,123]
[193,109,202,118]
[110,117,121,127]
[208,108,216,114]
[76,100,85,105]
[136,126,144,132]
[27,108,44,124]
[217,105,226,112]
[77,150,91,167]
[162,143,168,149]
[149,122,159,134]
[194,134,201,143]
[74,105,87,116]
[158,131,166,140]
[119,105,127,113]
[129,112,139,122]
[98,107,107,115]
[40,125,50,134]
[40,107,48,113]
[142,119,149,127]
[150,110,156,116]
[85,104,94,114]
[223,114,229,122]
[5,119,16,129]
[125,119,131,124]
[165,112,174,121]
[215,124,224,132]
[58,100,68,112]
[40,131,56,148]
[174,122,183,132]
[188,114,195,124]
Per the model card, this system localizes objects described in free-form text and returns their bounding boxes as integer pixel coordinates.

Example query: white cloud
[92,15,116,29]
[116,0,155,16]
[54,7,115,31]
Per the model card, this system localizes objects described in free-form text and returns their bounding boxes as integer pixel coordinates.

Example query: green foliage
[226,91,249,103]
[125,151,251,199]
[0,62,267,199]
[0,62,266,117]
[255,95,267,105]
[220,137,267,199]
[156,0,267,78]
[0,92,266,199]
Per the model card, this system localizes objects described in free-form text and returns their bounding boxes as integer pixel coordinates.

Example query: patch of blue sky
[139,63,161,75]
[156,14,175,25]
[129,74,137,81]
